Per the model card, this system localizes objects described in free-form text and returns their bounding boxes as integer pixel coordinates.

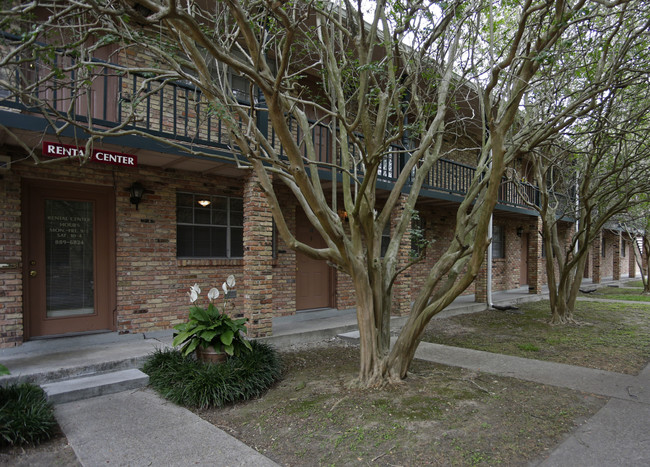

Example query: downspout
[575,172,579,257]
[487,213,493,307]
[487,150,493,307]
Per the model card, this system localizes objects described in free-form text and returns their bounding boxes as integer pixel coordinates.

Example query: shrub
[0,383,57,447]
[143,340,282,409]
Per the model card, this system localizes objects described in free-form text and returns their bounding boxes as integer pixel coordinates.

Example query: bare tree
[0,0,638,384]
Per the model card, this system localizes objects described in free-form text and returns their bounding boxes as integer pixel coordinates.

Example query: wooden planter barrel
[196,345,227,364]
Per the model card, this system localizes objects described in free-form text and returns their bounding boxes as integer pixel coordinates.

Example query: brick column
[612,232,621,280]
[629,240,637,278]
[592,231,602,283]
[528,219,544,294]
[242,172,274,337]
[392,195,412,316]
[0,172,23,347]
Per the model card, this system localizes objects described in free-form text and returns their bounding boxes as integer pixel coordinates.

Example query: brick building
[0,34,637,348]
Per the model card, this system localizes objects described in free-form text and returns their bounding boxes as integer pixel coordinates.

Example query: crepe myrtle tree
[525,82,650,324]
[503,1,650,325]
[0,0,632,385]
[619,203,650,294]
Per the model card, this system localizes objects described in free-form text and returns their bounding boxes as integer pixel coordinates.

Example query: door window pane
[45,200,94,317]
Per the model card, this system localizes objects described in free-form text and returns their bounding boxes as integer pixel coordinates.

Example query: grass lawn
[422,299,650,375]
[581,283,650,302]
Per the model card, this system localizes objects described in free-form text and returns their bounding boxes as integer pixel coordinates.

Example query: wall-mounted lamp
[129,181,145,210]
[516,226,524,237]
[338,210,349,222]
[197,199,211,207]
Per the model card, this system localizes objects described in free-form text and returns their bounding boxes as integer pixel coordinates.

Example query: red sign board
[42,142,138,167]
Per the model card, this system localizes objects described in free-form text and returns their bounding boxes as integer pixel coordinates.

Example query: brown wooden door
[23,180,115,338]
[520,233,529,286]
[295,209,331,310]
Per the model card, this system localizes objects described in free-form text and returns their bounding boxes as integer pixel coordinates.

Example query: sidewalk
[1,278,647,466]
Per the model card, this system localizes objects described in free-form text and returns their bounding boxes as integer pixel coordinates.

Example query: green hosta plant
[172,276,252,357]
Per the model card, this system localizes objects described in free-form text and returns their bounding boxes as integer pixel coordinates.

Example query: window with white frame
[492,225,505,259]
[176,192,243,258]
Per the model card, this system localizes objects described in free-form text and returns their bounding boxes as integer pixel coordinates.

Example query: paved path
[414,341,650,466]
[55,388,279,467]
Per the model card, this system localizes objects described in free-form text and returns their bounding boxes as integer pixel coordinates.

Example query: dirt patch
[0,432,79,467]
[198,341,605,466]
[422,299,650,375]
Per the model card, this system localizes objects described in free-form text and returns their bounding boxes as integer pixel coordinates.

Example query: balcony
[0,49,539,213]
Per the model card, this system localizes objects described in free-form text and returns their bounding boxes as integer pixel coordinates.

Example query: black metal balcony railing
[0,51,539,211]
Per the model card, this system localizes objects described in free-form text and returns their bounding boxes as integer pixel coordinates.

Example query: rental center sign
[42,142,138,167]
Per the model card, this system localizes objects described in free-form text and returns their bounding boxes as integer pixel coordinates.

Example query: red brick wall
[2,154,576,347]
[115,167,245,335]
[490,220,522,291]
[539,221,574,287]
[1,159,249,346]
[600,231,618,280]
[335,270,356,309]
[409,205,476,299]
[271,187,298,316]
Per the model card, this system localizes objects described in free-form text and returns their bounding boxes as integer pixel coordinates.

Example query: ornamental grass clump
[143,341,282,409]
[173,275,252,357]
[0,383,57,447]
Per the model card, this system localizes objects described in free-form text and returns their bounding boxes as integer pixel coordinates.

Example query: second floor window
[176,192,243,258]
[231,74,250,103]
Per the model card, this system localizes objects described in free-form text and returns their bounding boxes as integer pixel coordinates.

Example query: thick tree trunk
[549,238,588,325]
[549,275,576,324]
[351,268,393,387]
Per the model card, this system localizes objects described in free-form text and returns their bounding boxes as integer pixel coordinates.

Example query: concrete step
[338,330,360,343]
[41,369,149,404]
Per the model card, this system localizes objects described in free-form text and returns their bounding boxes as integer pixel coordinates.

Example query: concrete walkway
[1,278,647,466]
[55,389,279,467]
